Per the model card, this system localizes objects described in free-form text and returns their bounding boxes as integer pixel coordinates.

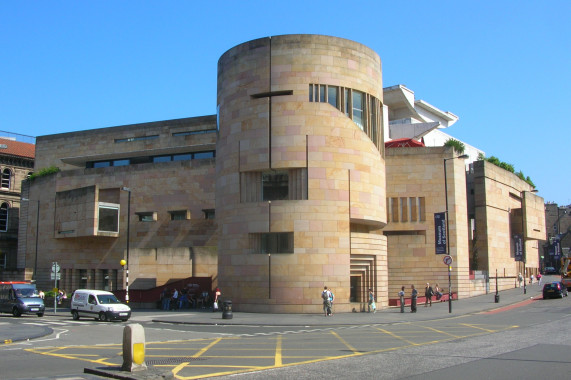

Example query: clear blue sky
[1,1,569,205]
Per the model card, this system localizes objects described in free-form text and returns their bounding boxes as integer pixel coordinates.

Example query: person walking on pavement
[410,285,418,313]
[537,272,542,287]
[329,288,335,315]
[424,283,434,307]
[398,286,405,313]
[322,286,332,317]
[518,273,523,288]
[368,288,376,313]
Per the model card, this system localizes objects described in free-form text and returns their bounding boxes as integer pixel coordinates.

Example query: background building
[0,136,34,280]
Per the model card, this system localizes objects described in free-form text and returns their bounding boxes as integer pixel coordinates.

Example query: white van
[70,289,131,322]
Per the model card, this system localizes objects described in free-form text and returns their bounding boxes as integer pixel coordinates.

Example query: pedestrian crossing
[23,319,102,327]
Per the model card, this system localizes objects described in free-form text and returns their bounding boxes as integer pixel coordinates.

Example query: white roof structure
[383,84,483,163]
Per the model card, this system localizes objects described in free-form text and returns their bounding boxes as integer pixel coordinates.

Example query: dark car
[542,281,569,299]
[544,266,558,275]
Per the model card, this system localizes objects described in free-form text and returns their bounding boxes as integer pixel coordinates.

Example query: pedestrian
[39,290,45,299]
[368,288,376,313]
[518,273,523,288]
[213,287,221,312]
[537,272,542,287]
[398,286,405,313]
[171,288,179,310]
[434,283,443,301]
[424,283,434,307]
[410,285,417,313]
[530,274,534,285]
[329,288,335,315]
[161,287,171,310]
[321,286,332,316]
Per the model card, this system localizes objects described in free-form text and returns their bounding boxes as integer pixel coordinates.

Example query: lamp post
[121,187,131,303]
[443,154,469,313]
[22,198,39,283]
[521,189,538,295]
[268,200,271,299]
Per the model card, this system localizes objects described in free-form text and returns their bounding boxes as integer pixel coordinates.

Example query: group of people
[160,286,222,311]
[518,272,543,288]
[399,283,443,313]
[322,283,445,315]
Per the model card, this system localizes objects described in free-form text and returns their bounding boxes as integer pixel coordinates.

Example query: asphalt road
[0,280,570,380]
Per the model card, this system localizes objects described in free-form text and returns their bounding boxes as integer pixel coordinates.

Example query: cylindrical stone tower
[216,35,387,313]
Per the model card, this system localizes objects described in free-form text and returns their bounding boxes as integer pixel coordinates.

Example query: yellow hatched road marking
[374,326,419,346]
[275,335,283,366]
[192,337,221,358]
[330,331,361,354]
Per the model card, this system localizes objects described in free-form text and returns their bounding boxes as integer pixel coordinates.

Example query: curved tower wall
[216,35,387,313]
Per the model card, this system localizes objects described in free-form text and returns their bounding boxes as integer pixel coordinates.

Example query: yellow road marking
[192,337,221,358]
[330,331,361,354]
[420,325,460,338]
[374,326,419,346]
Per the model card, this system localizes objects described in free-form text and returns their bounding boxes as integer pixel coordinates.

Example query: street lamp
[444,154,469,313]
[521,189,538,295]
[21,198,39,283]
[268,200,271,299]
[121,187,131,303]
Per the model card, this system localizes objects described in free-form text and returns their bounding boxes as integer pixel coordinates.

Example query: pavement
[0,281,552,379]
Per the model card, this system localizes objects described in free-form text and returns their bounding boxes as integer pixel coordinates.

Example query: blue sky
[1,1,569,205]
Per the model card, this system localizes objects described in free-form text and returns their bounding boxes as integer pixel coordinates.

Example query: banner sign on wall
[434,212,447,254]
[514,234,523,261]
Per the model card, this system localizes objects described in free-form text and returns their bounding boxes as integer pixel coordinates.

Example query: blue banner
[434,212,446,254]
[514,234,523,261]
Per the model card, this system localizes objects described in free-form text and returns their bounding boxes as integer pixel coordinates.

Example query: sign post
[52,262,60,313]
[443,255,453,313]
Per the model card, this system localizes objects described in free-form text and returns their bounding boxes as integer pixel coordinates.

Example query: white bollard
[122,323,147,372]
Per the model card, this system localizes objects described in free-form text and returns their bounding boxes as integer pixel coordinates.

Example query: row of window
[87,150,216,168]
[97,206,215,234]
[114,129,216,143]
[240,169,308,203]
[387,197,426,223]
[309,84,381,149]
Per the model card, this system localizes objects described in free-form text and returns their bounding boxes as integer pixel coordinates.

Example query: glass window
[262,171,289,201]
[113,159,130,167]
[309,84,314,102]
[353,90,364,130]
[0,202,7,231]
[98,204,119,233]
[173,154,192,161]
[169,210,188,220]
[93,161,111,168]
[137,212,156,222]
[1,169,11,189]
[319,85,326,102]
[153,155,171,163]
[194,151,215,159]
[344,88,351,117]
[328,86,338,108]
[260,232,294,254]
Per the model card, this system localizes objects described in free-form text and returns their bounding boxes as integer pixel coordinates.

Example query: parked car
[542,281,569,299]
[543,266,557,275]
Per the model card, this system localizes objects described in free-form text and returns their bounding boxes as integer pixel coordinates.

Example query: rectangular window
[194,151,215,159]
[113,159,130,167]
[252,232,294,254]
[172,130,216,137]
[79,269,88,289]
[172,153,192,161]
[319,85,326,102]
[153,155,171,163]
[98,203,119,233]
[136,212,156,222]
[344,88,351,117]
[400,197,408,222]
[93,161,111,168]
[309,84,314,102]
[352,90,364,130]
[328,86,338,108]
[262,170,289,201]
[391,197,399,222]
[169,210,190,220]
[203,209,215,219]
[419,197,426,221]
[115,135,159,143]
[410,197,418,222]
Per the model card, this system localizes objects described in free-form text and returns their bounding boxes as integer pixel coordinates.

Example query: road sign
[443,255,453,265]
[50,273,61,280]
[51,262,60,273]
